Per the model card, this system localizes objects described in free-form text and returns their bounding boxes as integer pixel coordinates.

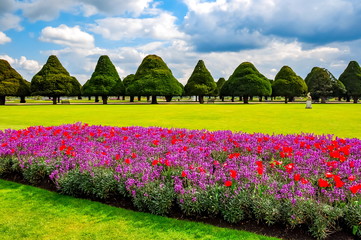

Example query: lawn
[0,103,360,240]
[0,179,276,240]
[0,103,360,138]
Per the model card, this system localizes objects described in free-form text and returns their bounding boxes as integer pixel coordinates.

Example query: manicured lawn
[0,179,277,240]
[0,103,361,138]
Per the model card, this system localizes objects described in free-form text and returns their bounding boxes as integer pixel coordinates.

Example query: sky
[1,0,361,85]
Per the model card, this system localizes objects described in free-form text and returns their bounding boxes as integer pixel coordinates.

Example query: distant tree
[111,78,125,100]
[0,59,30,105]
[31,55,81,105]
[222,62,272,104]
[123,74,135,102]
[127,55,183,104]
[82,55,120,104]
[220,79,234,102]
[216,77,226,101]
[272,66,307,103]
[18,79,31,103]
[184,60,217,104]
[305,67,346,103]
[339,61,361,103]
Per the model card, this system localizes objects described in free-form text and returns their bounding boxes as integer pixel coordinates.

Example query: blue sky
[1,0,361,85]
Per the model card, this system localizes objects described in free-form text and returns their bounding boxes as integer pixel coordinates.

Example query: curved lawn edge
[0,179,278,240]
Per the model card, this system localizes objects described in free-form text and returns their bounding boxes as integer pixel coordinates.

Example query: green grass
[0,103,359,239]
[1,103,361,138]
[0,179,276,240]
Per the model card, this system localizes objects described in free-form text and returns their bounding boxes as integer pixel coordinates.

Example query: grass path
[0,179,277,240]
[1,104,361,138]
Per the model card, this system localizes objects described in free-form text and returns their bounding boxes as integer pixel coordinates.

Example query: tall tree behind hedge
[339,61,361,103]
[216,77,226,101]
[127,55,183,104]
[272,66,307,103]
[223,62,271,104]
[184,60,217,104]
[0,59,30,105]
[31,55,81,104]
[123,74,135,102]
[81,55,120,104]
[305,67,346,103]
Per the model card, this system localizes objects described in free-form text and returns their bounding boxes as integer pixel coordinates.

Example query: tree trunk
[88,96,91,100]
[78,96,82,100]
[265,96,268,101]
[95,96,99,103]
[0,96,5,105]
[195,96,198,102]
[231,96,234,102]
[284,96,288,104]
[259,96,263,102]
[20,96,26,103]
[250,96,253,101]
[138,96,141,101]
[239,96,242,101]
[321,97,327,104]
[346,96,351,102]
[53,96,57,105]
[102,96,108,104]
[151,96,158,104]
[353,96,358,104]
[122,96,125,100]
[199,95,204,104]
[243,95,249,104]
[130,96,134,102]
[147,96,150,102]
[58,96,61,103]
[338,96,342,101]
[165,96,173,102]
[221,96,224,102]
[117,96,120,100]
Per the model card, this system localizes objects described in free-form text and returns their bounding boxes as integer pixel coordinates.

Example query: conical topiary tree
[0,59,31,105]
[30,55,81,105]
[225,62,272,104]
[339,61,361,103]
[126,55,183,104]
[272,66,307,103]
[184,60,217,104]
[305,67,346,103]
[111,77,125,100]
[81,55,120,104]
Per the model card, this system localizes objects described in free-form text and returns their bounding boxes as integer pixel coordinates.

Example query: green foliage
[30,55,81,97]
[127,55,183,97]
[82,55,120,97]
[216,78,226,96]
[184,60,217,96]
[132,180,175,216]
[221,62,272,100]
[111,78,125,96]
[272,66,307,100]
[305,67,346,102]
[123,74,135,95]
[344,200,361,238]
[339,61,361,99]
[57,168,118,199]
[0,59,29,97]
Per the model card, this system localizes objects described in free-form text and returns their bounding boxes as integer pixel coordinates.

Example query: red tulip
[318,178,330,188]
[224,180,232,187]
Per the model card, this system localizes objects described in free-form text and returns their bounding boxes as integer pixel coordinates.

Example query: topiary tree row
[2,56,361,105]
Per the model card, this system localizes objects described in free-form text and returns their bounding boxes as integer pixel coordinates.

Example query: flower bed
[0,123,360,239]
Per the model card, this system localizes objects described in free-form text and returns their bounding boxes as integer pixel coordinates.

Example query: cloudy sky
[1,0,361,85]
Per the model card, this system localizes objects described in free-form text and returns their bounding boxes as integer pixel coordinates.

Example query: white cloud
[0,13,22,31]
[0,32,11,44]
[0,55,42,80]
[182,0,361,51]
[39,24,95,48]
[89,13,185,41]
[19,0,153,22]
